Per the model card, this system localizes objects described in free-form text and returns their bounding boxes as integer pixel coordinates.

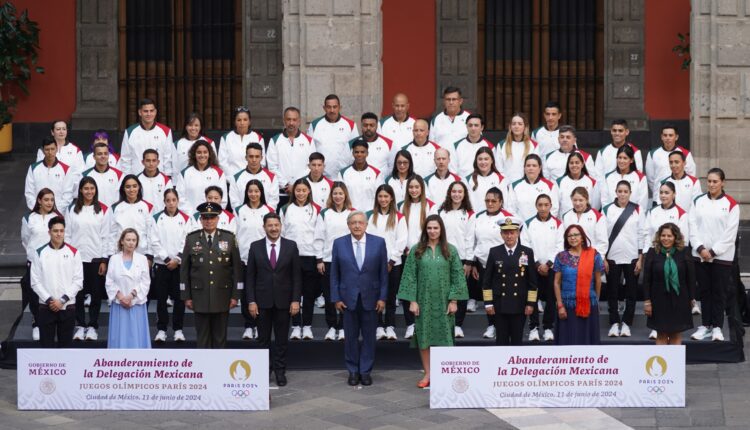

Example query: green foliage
[671,32,691,71]
[0,1,45,125]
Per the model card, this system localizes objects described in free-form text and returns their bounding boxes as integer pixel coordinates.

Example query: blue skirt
[108,303,151,349]
[555,306,600,345]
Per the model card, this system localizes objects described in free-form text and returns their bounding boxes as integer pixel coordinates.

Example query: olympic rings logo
[231,390,250,397]
[647,386,665,394]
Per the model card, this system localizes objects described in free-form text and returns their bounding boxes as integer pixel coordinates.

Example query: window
[478,0,604,130]
[119,0,242,130]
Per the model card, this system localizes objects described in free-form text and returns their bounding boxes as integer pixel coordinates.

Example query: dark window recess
[126,0,172,61]
[485,0,531,61]
[550,0,596,61]
[191,0,235,60]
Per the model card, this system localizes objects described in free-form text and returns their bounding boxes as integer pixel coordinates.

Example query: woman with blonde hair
[496,112,540,182]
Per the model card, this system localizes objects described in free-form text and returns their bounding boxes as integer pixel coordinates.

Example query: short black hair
[245,142,263,153]
[263,212,281,225]
[204,185,223,198]
[283,106,300,116]
[361,112,378,122]
[41,137,57,149]
[443,86,462,97]
[611,118,628,128]
[466,113,484,126]
[324,94,340,103]
[559,125,577,136]
[48,215,65,230]
[142,148,159,159]
[138,98,156,109]
[309,152,325,162]
[351,139,369,150]
[661,123,679,134]
[544,101,561,111]
[668,150,686,161]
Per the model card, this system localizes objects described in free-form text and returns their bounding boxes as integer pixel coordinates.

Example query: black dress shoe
[275,371,287,387]
[347,372,360,386]
[360,373,372,386]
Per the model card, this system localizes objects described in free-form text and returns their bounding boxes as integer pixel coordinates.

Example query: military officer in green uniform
[180,202,242,348]
[482,216,538,346]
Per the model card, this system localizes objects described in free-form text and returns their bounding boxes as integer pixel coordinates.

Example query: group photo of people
[21,86,740,387]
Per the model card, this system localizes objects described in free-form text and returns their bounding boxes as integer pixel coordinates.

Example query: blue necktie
[356,241,364,270]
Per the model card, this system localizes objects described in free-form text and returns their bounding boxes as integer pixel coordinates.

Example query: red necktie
[270,243,277,269]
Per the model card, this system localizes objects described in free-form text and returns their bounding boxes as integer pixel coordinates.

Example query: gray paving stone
[689,408,725,426]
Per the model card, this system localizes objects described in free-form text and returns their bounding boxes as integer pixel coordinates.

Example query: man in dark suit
[330,211,388,386]
[246,212,302,387]
[180,202,242,349]
[483,216,538,346]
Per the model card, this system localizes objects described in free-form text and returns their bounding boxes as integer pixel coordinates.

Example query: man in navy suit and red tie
[246,212,302,387]
[331,211,389,386]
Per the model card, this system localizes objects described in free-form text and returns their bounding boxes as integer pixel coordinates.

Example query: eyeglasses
[396,160,410,165]
[566,233,582,238]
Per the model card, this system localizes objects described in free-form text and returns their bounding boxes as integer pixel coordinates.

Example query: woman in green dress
[398,214,469,388]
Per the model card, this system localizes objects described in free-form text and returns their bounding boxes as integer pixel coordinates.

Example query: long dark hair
[414,214,451,260]
[563,152,591,179]
[471,146,499,191]
[439,181,473,213]
[563,224,591,250]
[243,179,267,208]
[523,153,544,182]
[615,145,637,174]
[118,174,144,203]
[390,149,414,180]
[32,188,61,216]
[188,139,218,169]
[290,178,312,206]
[73,177,103,214]
[401,175,428,231]
[181,112,204,139]
[326,181,353,211]
[371,184,398,231]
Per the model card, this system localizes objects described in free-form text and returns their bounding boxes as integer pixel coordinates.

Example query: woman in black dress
[643,222,695,345]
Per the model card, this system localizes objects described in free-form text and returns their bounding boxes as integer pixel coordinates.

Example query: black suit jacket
[482,244,538,314]
[245,237,303,309]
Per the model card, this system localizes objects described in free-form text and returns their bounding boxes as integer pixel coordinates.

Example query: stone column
[435,0,477,113]
[690,0,750,216]
[244,0,284,128]
[282,0,382,125]
[603,0,647,130]
[71,0,119,130]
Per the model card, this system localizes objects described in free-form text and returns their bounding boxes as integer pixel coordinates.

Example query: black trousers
[292,256,321,327]
[37,305,76,348]
[606,260,638,326]
[320,262,343,329]
[74,262,105,328]
[381,264,409,327]
[194,312,229,349]
[696,261,732,328]
[454,274,472,327]
[529,270,555,331]
[494,313,525,346]
[20,262,39,327]
[257,307,291,372]
[465,267,495,326]
[239,263,257,329]
[153,264,186,331]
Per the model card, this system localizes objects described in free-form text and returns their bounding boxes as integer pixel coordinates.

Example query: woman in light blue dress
[106,228,151,348]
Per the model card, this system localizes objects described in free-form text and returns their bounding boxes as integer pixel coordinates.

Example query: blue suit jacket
[330,233,389,311]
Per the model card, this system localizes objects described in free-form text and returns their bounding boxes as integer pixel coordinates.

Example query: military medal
[219,241,229,251]
[519,252,528,266]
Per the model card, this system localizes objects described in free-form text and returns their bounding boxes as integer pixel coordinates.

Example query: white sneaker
[84,327,98,341]
[154,330,167,342]
[173,330,186,342]
[337,329,345,341]
[649,330,657,340]
[482,325,496,339]
[376,327,387,340]
[302,325,314,340]
[454,326,464,338]
[315,295,325,308]
[711,327,724,342]
[32,326,40,341]
[692,302,701,315]
[619,323,631,337]
[166,297,174,307]
[324,327,337,341]
[84,294,91,307]
[542,329,554,342]
[404,324,415,339]
[289,326,302,340]
[528,328,541,342]
[242,327,254,340]
[466,299,477,312]
[385,326,398,340]
[691,325,709,340]
[608,323,620,337]
[73,326,85,341]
